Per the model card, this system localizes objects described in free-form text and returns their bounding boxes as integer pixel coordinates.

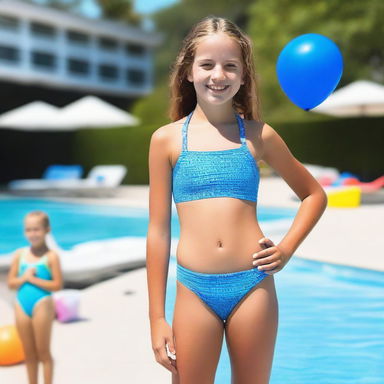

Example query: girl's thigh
[32,297,55,357]
[172,280,225,384]
[14,302,38,358]
[225,275,278,384]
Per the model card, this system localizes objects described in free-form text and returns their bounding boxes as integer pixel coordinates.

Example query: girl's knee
[25,356,39,365]
[37,350,53,363]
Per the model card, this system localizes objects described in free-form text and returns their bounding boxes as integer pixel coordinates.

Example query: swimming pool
[165,257,384,384]
[0,197,296,255]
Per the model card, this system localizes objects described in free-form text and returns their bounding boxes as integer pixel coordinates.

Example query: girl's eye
[201,64,236,68]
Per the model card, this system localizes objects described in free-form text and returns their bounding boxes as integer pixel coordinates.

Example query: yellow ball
[0,325,25,365]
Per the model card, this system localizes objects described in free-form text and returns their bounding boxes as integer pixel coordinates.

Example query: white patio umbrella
[54,95,140,129]
[311,80,384,117]
[0,101,61,130]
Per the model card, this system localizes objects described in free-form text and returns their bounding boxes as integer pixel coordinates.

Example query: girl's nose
[211,66,226,81]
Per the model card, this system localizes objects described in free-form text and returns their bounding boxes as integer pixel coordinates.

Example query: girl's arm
[28,251,64,292]
[260,123,328,261]
[146,125,177,374]
[7,250,27,290]
[146,126,173,323]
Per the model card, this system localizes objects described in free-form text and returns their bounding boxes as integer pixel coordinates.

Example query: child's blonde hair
[25,210,50,229]
[168,15,262,122]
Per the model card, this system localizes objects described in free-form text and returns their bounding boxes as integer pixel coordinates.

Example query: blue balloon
[276,33,343,110]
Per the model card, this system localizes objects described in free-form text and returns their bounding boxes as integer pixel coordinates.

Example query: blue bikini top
[172,109,260,203]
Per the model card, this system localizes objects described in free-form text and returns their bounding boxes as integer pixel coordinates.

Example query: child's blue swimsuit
[172,109,267,323]
[16,248,53,317]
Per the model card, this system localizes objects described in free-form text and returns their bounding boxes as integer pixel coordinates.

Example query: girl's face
[187,32,245,106]
[24,216,49,247]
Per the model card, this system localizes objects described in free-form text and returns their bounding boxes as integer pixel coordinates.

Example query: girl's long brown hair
[168,15,262,122]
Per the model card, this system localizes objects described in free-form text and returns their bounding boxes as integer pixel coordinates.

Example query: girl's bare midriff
[175,198,265,273]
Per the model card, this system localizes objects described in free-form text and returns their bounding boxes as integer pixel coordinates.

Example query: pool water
[165,256,384,384]
[0,197,296,254]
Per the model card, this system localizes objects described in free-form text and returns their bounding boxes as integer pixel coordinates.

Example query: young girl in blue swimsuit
[7,210,63,384]
[146,16,327,383]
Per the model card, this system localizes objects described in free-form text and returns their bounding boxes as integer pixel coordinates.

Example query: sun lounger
[7,165,127,196]
[8,164,83,190]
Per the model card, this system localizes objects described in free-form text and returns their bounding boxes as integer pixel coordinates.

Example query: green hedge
[270,117,384,181]
[71,116,383,184]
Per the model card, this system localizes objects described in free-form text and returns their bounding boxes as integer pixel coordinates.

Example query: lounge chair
[7,164,83,190]
[7,165,127,196]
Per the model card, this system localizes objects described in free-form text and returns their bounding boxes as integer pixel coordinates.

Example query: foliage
[95,0,142,25]
[247,0,384,121]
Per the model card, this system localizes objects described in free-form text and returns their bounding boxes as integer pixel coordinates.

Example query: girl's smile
[206,84,230,92]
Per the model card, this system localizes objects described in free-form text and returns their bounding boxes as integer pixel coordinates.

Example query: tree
[95,0,142,25]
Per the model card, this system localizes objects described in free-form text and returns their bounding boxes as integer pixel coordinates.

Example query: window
[99,64,118,81]
[0,14,19,32]
[68,58,90,76]
[125,43,145,56]
[67,30,90,46]
[31,22,56,39]
[31,51,56,70]
[0,45,19,63]
[99,37,118,51]
[126,68,146,85]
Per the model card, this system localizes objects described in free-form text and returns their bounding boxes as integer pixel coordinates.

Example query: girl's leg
[15,302,39,384]
[32,297,55,384]
[225,276,278,384]
[172,281,225,384]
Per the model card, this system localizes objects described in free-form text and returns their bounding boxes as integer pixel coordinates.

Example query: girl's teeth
[208,85,227,90]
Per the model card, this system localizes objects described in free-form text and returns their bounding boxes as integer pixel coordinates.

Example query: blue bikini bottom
[176,263,268,323]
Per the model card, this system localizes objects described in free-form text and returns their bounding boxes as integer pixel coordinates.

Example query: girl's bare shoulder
[9,247,26,267]
[151,117,187,139]
[47,249,60,262]
[245,120,284,151]
[242,119,267,160]
[12,248,24,260]
[150,118,187,164]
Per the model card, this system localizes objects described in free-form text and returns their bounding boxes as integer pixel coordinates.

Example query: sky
[31,0,180,31]
[133,0,180,15]
[79,0,180,17]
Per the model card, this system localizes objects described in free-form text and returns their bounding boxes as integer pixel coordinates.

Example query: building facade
[0,0,163,112]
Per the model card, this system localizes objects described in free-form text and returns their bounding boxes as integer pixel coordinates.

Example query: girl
[7,210,63,384]
[146,16,327,383]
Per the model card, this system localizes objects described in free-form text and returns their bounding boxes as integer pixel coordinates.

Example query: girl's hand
[150,318,177,375]
[252,237,290,275]
[23,267,36,282]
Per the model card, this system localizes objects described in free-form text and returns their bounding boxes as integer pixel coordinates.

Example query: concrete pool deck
[0,176,383,383]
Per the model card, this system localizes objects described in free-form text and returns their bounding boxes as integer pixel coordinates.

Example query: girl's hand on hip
[252,237,290,275]
[150,318,178,375]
